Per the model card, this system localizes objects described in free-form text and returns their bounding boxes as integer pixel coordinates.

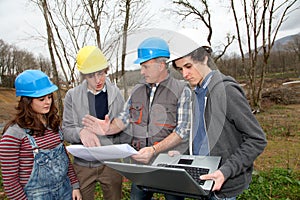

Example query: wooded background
[0,0,299,115]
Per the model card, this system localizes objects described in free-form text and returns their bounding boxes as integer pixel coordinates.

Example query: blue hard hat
[15,70,58,97]
[134,37,170,64]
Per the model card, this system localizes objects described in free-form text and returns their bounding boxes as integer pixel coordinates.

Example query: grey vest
[129,76,186,149]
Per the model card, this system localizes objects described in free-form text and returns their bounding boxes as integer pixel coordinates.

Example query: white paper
[66,144,138,161]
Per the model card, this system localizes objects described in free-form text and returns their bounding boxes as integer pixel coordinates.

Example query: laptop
[104,153,221,198]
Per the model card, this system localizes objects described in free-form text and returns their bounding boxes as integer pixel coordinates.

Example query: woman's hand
[72,189,82,200]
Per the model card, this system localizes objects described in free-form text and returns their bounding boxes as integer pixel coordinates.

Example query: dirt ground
[0,88,18,126]
[0,86,299,173]
[254,103,300,172]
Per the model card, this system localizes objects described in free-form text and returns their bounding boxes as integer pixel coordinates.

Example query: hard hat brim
[77,63,108,74]
[167,54,181,64]
[134,57,150,64]
[16,85,58,97]
[167,46,199,63]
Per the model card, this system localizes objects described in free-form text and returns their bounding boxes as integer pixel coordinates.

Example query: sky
[0,0,300,59]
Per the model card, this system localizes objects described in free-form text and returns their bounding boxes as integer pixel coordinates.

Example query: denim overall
[23,129,72,200]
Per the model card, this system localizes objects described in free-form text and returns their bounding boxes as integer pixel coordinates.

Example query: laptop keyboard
[157,164,209,185]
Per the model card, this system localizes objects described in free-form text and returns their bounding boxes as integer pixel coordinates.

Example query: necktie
[149,84,157,110]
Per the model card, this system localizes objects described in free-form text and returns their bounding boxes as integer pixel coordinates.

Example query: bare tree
[0,40,49,87]
[38,0,93,86]
[29,0,103,88]
[116,0,151,99]
[37,54,52,76]
[172,0,234,61]
[0,42,15,87]
[104,0,151,98]
[29,0,151,90]
[230,0,298,111]
[120,0,131,100]
[285,34,300,76]
[35,0,64,117]
[0,42,13,78]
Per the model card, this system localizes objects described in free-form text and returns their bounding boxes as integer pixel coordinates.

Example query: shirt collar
[147,83,159,88]
[87,85,107,95]
[195,70,215,92]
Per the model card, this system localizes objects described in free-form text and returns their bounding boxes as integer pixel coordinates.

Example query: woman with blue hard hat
[0,70,82,200]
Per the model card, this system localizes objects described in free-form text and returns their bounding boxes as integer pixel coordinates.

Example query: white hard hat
[167,29,210,63]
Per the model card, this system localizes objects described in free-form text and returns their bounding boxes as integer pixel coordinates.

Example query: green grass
[112,168,300,200]
[0,104,299,199]
[256,104,300,137]
[238,168,300,200]
[264,72,300,79]
[0,169,299,200]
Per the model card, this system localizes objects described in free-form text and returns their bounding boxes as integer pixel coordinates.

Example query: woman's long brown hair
[2,94,60,136]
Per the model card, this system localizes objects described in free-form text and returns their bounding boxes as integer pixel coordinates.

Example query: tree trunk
[40,0,64,118]
[121,0,131,100]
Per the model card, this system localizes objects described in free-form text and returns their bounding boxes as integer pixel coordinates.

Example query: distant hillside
[272,32,300,51]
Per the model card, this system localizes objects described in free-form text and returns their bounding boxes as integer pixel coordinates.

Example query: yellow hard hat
[76,46,108,74]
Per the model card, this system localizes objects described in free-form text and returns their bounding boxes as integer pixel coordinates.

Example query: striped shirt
[0,127,79,200]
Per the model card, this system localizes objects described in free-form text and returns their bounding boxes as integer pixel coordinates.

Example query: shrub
[238,168,300,200]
